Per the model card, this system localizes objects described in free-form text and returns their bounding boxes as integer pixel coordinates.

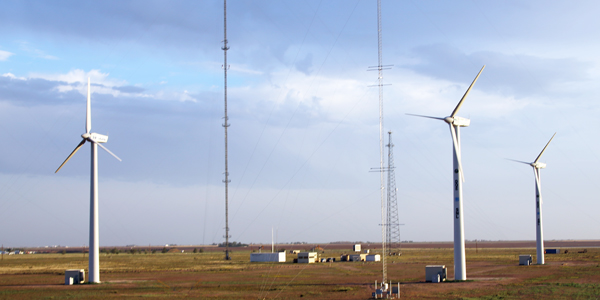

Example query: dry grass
[0,247,599,299]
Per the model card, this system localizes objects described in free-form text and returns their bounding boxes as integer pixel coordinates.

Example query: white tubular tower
[55,78,121,283]
[407,66,485,280]
[510,133,555,265]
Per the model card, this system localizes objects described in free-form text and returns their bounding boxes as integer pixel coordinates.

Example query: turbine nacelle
[84,133,108,144]
[444,116,470,127]
[531,162,546,169]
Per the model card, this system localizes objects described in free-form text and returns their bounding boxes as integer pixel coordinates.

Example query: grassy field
[1,247,600,299]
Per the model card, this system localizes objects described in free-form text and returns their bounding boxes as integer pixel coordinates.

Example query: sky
[1,0,600,248]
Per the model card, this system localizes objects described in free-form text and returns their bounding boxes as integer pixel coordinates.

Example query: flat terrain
[1,244,600,299]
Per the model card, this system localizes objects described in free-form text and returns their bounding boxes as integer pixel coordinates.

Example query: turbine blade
[95,142,122,161]
[449,124,465,182]
[405,113,445,120]
[86,78,91,134]
[505,158,531,165]
[451,65,485,118]
[534,132,556,163]
[55,139,86,173]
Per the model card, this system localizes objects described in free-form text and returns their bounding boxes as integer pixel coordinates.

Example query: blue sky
[1,0,600,247]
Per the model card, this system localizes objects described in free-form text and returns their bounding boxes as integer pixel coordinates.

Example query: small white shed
[65,269,85,285]
[425,265,447,282]
[353,244,361,252]
[519,254,532,266]
[298,252,317,263]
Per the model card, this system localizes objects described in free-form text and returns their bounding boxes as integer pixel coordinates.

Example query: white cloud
[0,50,13,61]
[2,73,25,80]
[28,69,127,97]
[18,41,58,60]
[23,69,198,102]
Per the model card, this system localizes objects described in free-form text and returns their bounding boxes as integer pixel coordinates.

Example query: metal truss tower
[366,0,392,284]
[386,131,400,254]
[221,0,231,261]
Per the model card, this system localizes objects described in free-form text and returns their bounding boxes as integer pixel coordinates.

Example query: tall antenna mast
[386,131,401,254]
[366,0,392,284]
[222,0,231,261]
[376,0,387,285]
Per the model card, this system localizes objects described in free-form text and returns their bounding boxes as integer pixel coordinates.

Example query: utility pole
[222,0,231,261]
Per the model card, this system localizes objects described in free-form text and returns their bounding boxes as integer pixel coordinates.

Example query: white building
[298,252,317,263]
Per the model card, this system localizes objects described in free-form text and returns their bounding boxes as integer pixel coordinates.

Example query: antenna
[386,131,401,254]
[374,0,389,285]
[222,0,232,261]
[366,0,394,285]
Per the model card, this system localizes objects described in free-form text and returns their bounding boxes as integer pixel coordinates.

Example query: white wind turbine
[408,65,485,281]
[55,78,121,283]
[509,132,556,265]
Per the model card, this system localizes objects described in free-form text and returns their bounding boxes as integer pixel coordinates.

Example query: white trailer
[366,254,381,262]
[350,254,367,261]
[298,252,317,263]
[250,252,286,262]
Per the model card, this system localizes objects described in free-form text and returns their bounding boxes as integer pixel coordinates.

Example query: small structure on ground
[425,265,447,282]
[366,254,380,261]
[350,253,367,262]
[297,252,317,263]
[250,252,286,262]
[372,281,400,299]
[519,254,532,265]
[353,244,361,252]
[65,269,85,285]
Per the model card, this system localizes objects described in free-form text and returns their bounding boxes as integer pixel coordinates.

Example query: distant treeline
[217,241,248,247]
[329,241,368,244]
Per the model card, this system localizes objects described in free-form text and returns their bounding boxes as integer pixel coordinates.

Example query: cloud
[295,53,314,75]
[0,73,80,106]
[404,44,591,97]
[0,70,207,108]
[0,50,13,61]
[18,41,58,60]
[112,85,146,94]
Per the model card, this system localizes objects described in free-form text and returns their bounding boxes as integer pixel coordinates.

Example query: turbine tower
[386,131,400,253]
[55,78,121,283]
[510,133,556,265]
[221,0,232,260]
[408,65,485,281]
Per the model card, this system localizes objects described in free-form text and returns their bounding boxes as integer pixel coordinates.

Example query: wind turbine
[55,78,121,283]
[408,65,485,281]
[509,133,556,265]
